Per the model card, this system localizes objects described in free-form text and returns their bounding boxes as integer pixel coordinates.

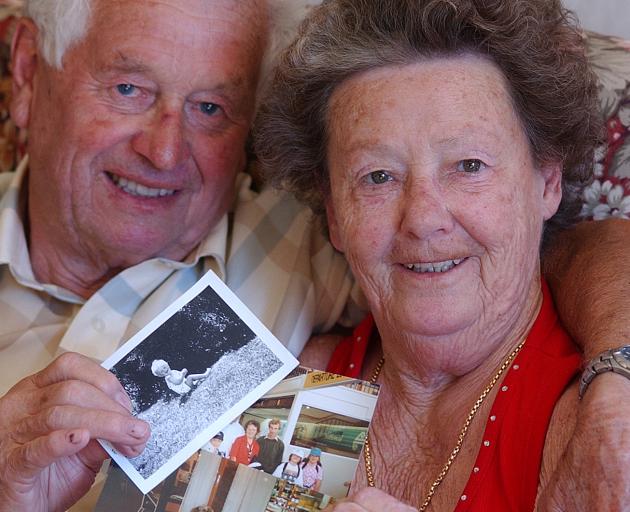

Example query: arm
[543,218,630,357]
[540,218,630,511]
[0,353,150,512]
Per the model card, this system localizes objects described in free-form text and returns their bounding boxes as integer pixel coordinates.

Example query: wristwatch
[579,345,630,399]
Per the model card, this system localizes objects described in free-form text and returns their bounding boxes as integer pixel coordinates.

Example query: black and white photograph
[100,270,298,494]
[94,366,381,512]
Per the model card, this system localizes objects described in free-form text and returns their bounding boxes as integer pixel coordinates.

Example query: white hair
[21,0,321,88]
[23,0,92,69]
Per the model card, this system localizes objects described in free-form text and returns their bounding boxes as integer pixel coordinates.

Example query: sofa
[0,8,628,220]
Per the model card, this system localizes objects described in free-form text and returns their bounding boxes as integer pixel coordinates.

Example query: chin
[390,303,478,339]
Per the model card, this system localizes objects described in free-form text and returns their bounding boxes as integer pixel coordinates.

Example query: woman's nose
[398,177,455,240]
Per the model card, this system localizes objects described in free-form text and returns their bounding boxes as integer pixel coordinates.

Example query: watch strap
[579,345,630,399]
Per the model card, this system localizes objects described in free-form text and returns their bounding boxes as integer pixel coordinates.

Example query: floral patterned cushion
[0,10,628,218]
[0,5,25,174]
[582,32,630,220]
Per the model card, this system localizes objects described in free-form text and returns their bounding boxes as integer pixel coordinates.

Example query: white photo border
[99,269,299,494]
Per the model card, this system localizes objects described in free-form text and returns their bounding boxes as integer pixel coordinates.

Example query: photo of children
[203,432,226,457]
[95,367,380,512]
[300,448,323,492]
[272,448,306,486]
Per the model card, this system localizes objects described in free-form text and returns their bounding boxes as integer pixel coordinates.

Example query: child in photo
[151,359,211,395]
[301,447,324,491]
[202,432,226,457]
[273,448,305,486]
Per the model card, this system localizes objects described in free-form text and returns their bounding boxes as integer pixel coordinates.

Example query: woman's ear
[325,199,345,253]
[10,18,40,129]
[539,161,563,221]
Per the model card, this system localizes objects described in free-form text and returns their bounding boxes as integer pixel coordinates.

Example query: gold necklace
[363,337,527,511]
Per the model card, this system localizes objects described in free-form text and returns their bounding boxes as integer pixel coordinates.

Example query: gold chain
[363,337,527,511]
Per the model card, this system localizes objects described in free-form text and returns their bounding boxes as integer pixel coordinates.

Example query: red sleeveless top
[327,282,580,511]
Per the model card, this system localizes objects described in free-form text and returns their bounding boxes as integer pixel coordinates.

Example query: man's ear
[539,161,563,221]
[10,18,40,129]
[325,198,345,253]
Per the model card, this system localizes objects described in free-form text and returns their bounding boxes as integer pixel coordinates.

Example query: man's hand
[0,352,150,512]
[325,487,416,511]
[537,373,630,512]
[542,218,630,510]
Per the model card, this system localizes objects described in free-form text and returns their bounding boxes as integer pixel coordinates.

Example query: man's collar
[0,156,238,301]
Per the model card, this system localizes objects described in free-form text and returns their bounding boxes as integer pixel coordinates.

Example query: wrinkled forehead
[87,0,267,53]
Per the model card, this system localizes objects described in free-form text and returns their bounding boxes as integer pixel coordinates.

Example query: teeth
[109,173,175,198]
[404,258,465,273]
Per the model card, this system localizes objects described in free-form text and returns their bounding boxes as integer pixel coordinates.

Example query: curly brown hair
[254,0,602,240]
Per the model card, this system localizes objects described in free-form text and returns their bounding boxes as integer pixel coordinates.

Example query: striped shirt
[0,157,366,395]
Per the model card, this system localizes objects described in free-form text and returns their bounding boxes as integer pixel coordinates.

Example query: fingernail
[68,430,82,444]
[116,392,132,412]
[129,421,149,438]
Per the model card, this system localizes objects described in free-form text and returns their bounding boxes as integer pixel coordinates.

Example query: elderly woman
[255,0,601,510]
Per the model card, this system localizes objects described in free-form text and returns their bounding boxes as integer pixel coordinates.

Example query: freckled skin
[325,55,562,374]
[13,0,263,297]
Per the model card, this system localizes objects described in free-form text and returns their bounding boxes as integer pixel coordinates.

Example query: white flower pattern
[582,180,630,220]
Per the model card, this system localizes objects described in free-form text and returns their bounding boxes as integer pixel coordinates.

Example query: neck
[359,280,543,509]
[29,237,121,299]
[376,274,543,391]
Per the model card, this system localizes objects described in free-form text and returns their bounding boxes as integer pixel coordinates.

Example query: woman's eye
[200,102,220,116]
[116,83,137,96]
[458,159,485,173]
[367,170,392,184]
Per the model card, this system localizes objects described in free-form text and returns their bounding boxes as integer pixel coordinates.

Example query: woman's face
[325,55,561,341]
[246,424,258,438]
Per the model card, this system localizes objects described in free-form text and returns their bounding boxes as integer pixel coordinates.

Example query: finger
[322,501,366,511]
[12,405,150,446]
[351,488,417,511]
[26,378,133,417]
[30,353,129,406]
[6,429,91,482]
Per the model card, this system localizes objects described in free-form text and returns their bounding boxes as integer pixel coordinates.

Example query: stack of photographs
[95,366,380,512]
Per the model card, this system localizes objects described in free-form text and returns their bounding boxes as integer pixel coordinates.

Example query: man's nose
[131,109,191,171]
[398,176,455,240]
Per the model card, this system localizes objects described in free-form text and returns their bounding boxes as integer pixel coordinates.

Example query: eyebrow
[100,53,153,75]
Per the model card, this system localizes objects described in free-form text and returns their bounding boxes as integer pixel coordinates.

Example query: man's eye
[116,84,137,96]
[200,102,220,116]
[367,170,392,184]
[458,159,484,173]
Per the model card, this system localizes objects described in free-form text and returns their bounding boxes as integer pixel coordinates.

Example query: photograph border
[99,269,299,494]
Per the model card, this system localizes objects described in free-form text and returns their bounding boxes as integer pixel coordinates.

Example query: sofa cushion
[582,32,630,219]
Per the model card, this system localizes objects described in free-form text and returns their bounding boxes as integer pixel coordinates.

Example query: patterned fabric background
[0,9,628,219]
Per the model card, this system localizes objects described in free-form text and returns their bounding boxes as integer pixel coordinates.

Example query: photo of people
[254,418,285,474]
[272,448,306,485]
[203,432,226,457]
[100,270,298,494]
[229,420,261,465]
[95,367,380,511]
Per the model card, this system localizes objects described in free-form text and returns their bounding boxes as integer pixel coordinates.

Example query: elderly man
[0,0,628,511]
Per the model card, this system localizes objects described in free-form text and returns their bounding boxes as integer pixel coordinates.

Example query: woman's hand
[0,352,150,512]
[325,488,416,511]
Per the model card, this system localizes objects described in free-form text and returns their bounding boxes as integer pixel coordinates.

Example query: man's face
[16,0,262,270]
[267,422,280,439]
